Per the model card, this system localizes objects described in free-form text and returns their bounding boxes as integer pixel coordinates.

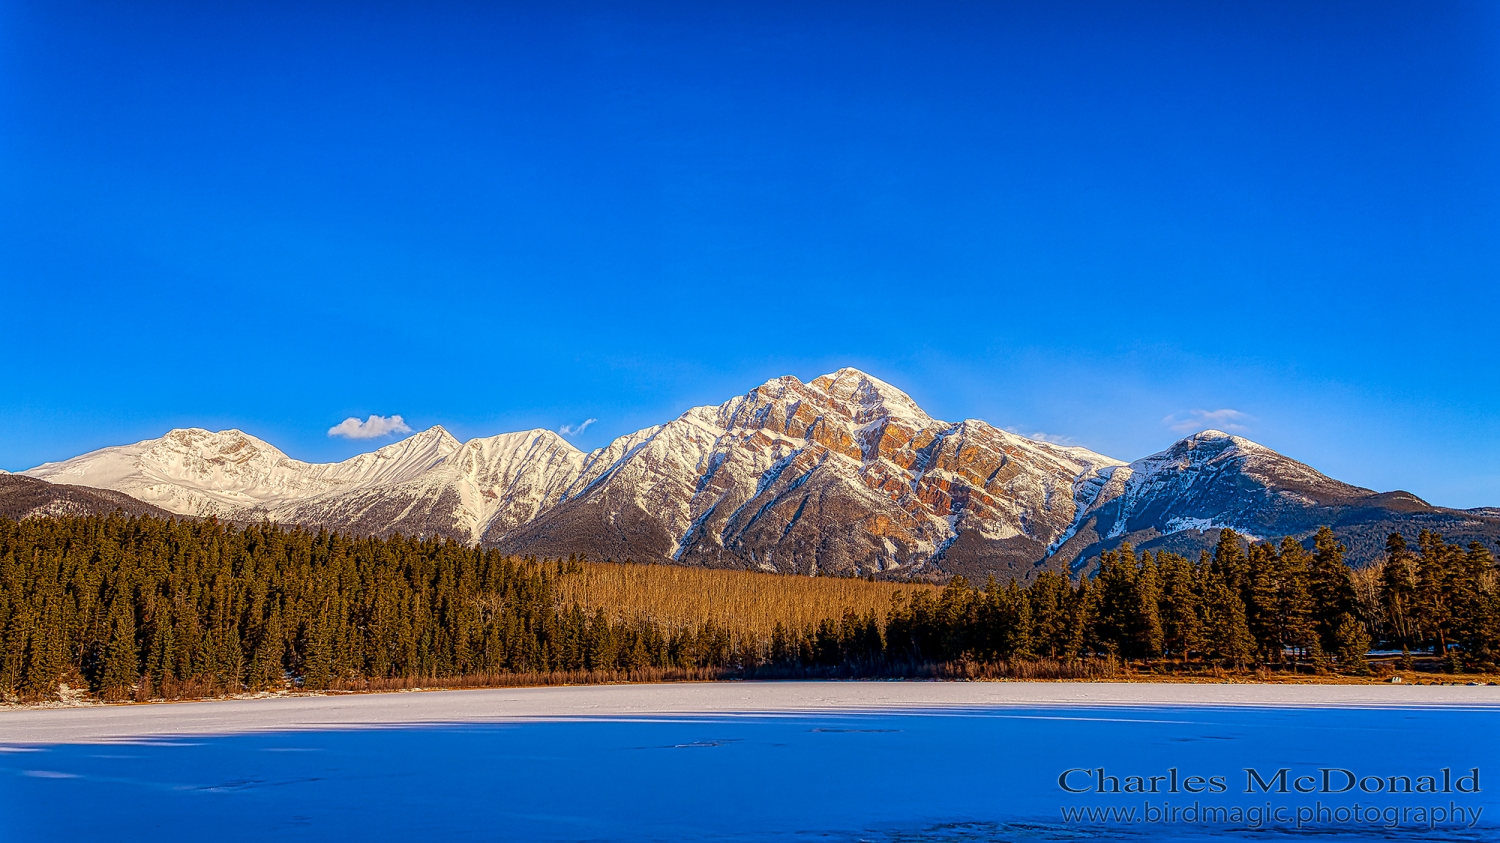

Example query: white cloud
[1163,408,1250,434]
[559,418,597,437]
[328,414,414,440]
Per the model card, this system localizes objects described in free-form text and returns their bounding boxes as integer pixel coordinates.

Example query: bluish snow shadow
[0,705,1495,841]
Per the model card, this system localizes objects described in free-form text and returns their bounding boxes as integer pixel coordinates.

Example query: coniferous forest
[1,513,1497,702]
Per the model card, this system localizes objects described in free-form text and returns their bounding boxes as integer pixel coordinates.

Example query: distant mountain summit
[1051,429,1496,570]
[24,424,582,545]
[19,368,1499,578]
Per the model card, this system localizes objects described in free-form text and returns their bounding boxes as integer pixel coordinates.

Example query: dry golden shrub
[555,561,940,637]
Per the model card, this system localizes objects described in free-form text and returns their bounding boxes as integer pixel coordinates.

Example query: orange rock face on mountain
[501,369,1123,580]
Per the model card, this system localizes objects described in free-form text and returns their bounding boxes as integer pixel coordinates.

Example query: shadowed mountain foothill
[0,474,174,522]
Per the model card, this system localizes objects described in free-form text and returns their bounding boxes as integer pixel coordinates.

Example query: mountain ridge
[18,368,1498,578]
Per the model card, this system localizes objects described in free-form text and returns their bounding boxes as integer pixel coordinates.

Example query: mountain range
[15,368,1499,579]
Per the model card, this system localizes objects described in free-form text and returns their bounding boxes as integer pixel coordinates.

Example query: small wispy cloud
[559,418,597,437]
[328,414,414,440]
[1005,427,1076,446]
[1162,408,1250,434]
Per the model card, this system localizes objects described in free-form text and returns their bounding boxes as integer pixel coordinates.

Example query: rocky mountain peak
[161,427,288,463]
[809,367,933,427]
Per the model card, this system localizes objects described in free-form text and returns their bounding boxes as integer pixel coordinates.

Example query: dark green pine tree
[247,603,285,691]
[98,590,139,700]
[1450,542,1499,671]
[145,597,177,692]
[1331,612,1371,675]
[299,610,334,691]
[1133,551,1165,661]
[1212,529,1251,597]
[1156,551,1202,664]
[23,592,69,700]
[1065,576,1097,662]
[1243,542,1281,663]
[1091,548,1132,659]
[1274,537,1319,667]
[1027,572,1071,660]
[1308,527,1359,653]
[1379,533,1418,650]
[1414,530,1455,657]
[1005,578,1036,660]
[1199,553,1255,670]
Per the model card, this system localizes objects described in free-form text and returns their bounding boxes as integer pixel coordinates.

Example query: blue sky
[2,1,1497,507]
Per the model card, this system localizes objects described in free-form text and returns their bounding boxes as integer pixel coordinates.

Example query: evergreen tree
[1065,576,1097,662]
[1450,542,1499,671]
[1380,533,1417,650]
[1212,529,1250,597]
[1028,572,1070,659]
[247,603,285,691]
[1273,538,1319,666]
[1199,556,1255,669]
[1002,578,1035,660]
[1133,551,1165,660]
[1091,548,1132,659]
[1156,552,1202,664]
[1415,530,1455,657]
[98,590,139,700]
[1331,612,1371,675]
[1243,542,1281,662]
[1309,527,1359,653]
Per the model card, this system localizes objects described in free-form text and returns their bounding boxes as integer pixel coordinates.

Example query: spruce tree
[1380,533,1417,650]
[1212,529,1250,596]
[1199,562,1255,670]
[1133,551,1165,661]
[1003,578,1035,660]
[1065,576,1097,662]
[1332,612,1371,675]
[1156,552,1202,664]
[1275,537,1319,665]
[22,592,68,700]
[1244,542,1281,662]
[1309,527,1358,653]
[1415,530,1454,656]
[98,591,139,700]
[1451,542,1499,671]
[1028,572,1070,659]
[247,603,285,691]
[1091,548,1131,659]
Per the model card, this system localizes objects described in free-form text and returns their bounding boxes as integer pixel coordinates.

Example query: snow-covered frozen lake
[3,682,1498,841]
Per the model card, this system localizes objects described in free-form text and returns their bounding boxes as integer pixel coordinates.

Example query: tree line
[1052,527,1497,674]
[1,514,1495,702]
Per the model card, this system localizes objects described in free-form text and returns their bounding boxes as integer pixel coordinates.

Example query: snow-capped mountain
[19,368,1499,577]
[497,369,1122,579]
[25,425,586,545]
[1050,430,1500,572]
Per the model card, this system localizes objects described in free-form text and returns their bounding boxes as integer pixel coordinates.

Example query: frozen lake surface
[3,682,1498,841]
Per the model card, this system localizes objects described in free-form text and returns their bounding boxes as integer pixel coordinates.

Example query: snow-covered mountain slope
[1049,430,1500,573]
[19,368,1498,577]
[24,427,463,518]
[24,426,586,544]
[273,429,588,544]
[496,368,1123,579]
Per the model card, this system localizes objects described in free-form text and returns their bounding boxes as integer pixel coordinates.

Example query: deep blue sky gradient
[3,1,1498,506]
